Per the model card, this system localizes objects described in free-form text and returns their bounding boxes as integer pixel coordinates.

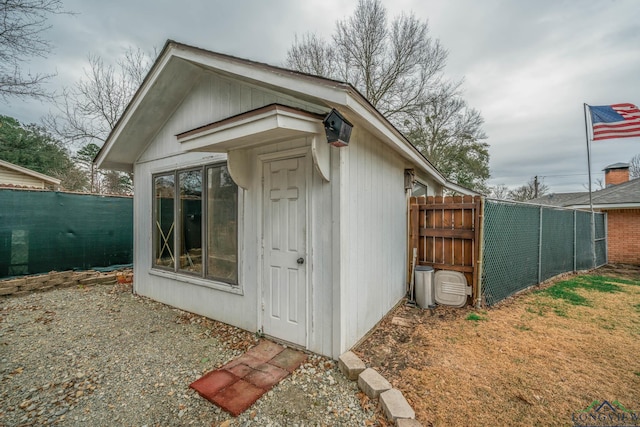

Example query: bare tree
[0,0,66,101]
[488,184,510,200]
[286,0,447,126]
[508,176,549,202]
[44,47,153,194]
[285,0,489,191]
[286,33,338,78]
[45,48,151,146]
[630,153,640,179]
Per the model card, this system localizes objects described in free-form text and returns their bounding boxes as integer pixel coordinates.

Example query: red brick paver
[189,340,307,416]
[211,379,266,416]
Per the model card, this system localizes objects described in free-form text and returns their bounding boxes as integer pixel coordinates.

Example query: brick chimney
[603,163,630,187]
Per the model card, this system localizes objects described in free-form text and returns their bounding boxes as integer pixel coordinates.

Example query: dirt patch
[355,264,640,426]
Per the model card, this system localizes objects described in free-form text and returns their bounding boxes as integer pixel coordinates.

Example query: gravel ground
[0,281,377,426]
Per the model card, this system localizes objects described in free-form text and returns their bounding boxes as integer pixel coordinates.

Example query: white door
[262,156,307,347]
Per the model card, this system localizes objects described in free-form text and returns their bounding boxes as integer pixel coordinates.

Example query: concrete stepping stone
[358,368,391,399]
[338,351,366,380]
[380,388,415,422]
[397,418,423,427]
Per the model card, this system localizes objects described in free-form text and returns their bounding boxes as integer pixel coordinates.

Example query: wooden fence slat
[418,263,474,273]
[420,229,475,239]
[420,203,478,210]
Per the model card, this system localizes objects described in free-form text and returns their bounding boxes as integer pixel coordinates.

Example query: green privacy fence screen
[0,189,133,278]
[482,199,606,306]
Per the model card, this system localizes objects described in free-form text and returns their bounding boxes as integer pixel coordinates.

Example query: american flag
[589,103,640,141]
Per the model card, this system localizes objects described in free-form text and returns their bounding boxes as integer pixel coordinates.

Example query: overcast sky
[1,0,639,192]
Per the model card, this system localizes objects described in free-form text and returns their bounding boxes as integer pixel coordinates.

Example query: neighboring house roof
[0,159,61,189]
[95,39,475,195]
[529,192,587,207]
[530,178,640,209]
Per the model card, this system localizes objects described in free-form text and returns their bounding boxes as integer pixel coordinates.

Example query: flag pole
[583,103,596,268]
[584,104,594,212]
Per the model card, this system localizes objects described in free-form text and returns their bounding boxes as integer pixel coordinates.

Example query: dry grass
[355,264,640,426]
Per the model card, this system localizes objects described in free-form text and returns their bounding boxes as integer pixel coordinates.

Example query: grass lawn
[355,265,640,426]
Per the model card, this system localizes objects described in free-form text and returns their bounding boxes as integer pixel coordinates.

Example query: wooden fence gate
[408,195,482,304]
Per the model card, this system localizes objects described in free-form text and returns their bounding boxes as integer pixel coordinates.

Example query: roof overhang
[176,104,330,189]
[177,104,325,152]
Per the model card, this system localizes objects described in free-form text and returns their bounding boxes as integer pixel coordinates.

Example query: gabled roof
[0,159,61,186]
[95,40,474,195]
[530,178,640,209]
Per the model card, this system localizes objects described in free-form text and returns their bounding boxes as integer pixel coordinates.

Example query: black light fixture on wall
[323,109,353,147]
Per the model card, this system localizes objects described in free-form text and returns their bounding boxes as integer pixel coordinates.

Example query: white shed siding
[137,71,325,165]
[0,166,46,188]
[132,67,337,354]
[341,127,407,350]
[308,151,335,356]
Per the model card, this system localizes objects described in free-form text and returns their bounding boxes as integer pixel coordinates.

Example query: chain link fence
[482,199,606,306]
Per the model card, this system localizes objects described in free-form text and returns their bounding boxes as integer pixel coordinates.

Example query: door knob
[297,257,304,265]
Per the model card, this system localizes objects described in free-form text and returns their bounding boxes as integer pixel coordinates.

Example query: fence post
[474,196,484,308]
[538,206,543,283]
[604,212,608,265]
[573,210,577,272]
[407,197,419,286]
[590,212,597,269]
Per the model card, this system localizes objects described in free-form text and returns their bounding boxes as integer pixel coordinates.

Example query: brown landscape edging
[0,269,129,297]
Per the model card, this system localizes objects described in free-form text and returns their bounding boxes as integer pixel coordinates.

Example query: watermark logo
[572,400,639,426]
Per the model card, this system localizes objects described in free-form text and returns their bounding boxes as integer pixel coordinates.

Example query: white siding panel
[332,146,348,359]
[341,127,407,352]
[309,150,334,356]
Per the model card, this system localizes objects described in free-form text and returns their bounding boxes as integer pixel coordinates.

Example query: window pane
[413,182,428,198]
[178,170,203,273]
[154,174,175,269]
[207,165,238,283]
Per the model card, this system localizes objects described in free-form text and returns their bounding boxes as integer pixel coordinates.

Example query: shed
[95,40,472,358]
